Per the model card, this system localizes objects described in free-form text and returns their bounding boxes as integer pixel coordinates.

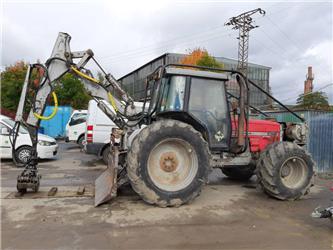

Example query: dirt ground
[1,142,332,250]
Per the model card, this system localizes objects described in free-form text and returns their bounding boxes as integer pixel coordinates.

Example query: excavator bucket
[94,146,118,207]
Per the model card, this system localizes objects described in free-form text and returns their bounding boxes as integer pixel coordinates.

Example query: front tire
[102,145,110,165]
[127,119,210,207]
[257,142,314,200]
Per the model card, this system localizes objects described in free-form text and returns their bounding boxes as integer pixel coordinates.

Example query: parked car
[84,100,116,164]
[0,115,58,165]
[65,110,87,148]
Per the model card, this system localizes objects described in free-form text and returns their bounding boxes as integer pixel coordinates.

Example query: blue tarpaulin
[40,106,72,138]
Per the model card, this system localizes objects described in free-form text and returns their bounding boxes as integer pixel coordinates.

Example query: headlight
[38,140,52,146]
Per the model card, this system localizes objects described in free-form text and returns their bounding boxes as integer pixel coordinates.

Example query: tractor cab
[147,65,243,152]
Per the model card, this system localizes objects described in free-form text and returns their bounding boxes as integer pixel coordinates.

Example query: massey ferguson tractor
[13,32,315,207]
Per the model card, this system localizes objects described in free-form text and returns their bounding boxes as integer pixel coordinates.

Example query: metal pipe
[247,79,305,122]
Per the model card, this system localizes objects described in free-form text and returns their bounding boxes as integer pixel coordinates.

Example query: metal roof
[118,53,271,81]
[165,67,229,80]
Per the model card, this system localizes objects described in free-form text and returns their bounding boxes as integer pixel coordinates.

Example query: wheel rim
[18,149,31,163]
[280,156,308,189]
[147,138,198,192]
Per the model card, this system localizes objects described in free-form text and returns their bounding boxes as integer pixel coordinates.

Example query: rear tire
[102,145,110,165]
[257,142,314,200]
[127,119,210,207]
[77,135,84,149]
[222,164,255,181]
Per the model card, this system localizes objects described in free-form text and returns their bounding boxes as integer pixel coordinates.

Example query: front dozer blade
[94,146,118,207]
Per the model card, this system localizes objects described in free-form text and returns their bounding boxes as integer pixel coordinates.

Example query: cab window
[189,77,230,148]
[160,76,186,112]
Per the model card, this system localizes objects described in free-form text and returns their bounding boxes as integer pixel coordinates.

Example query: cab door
[0,123,12,158]
[188,77,231,150]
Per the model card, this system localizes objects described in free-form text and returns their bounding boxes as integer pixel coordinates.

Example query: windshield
[160,76,186,112]
[3,118,29,134]
[69,113,87,126]
[71,113,87,121]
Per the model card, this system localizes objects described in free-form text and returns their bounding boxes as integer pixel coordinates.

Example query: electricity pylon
[225,8,265,76]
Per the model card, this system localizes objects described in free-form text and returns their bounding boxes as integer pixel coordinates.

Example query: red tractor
[13,33,314,207]
[123,64,315,206]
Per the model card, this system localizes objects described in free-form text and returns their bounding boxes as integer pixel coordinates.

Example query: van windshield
[3,118,29,134]
[69,113,87,126]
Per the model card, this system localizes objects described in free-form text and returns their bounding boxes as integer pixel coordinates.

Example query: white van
[84,100,117,164]
[0,115,58,165]
[65,110,87,147]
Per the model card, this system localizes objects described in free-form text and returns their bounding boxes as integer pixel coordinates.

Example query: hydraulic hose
[71,65,119,113]
[71,66,100,84]
[108,92,118,112]
[33,91,58,120]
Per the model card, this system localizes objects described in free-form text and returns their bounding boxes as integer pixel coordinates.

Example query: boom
[14,32,143,194]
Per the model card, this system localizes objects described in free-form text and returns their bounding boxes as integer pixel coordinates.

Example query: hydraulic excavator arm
[14,32,143,202]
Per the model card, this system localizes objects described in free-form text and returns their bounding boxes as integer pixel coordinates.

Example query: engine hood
[38,133,56,142]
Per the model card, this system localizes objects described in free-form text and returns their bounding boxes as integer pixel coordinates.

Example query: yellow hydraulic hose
[71,66,100,83]
[108,92,118,112]
[33,91,58,120]
[71,66,118,112]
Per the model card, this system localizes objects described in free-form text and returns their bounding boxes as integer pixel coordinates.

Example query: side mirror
[1,127,11,135]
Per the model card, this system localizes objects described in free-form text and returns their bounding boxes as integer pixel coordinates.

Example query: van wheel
[77,135,84,149]
[102,145,110,165]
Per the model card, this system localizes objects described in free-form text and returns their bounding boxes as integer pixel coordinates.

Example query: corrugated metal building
[118,53,271,106]
[260,110,333,173]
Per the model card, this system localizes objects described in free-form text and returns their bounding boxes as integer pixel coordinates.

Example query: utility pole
[225,8,265,76]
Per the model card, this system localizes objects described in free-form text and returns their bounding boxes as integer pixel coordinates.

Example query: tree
[54,74,91,109]
[296,91,330,110]
[180,48,223,69]
[1,61,28,112]
[1,61,91,113]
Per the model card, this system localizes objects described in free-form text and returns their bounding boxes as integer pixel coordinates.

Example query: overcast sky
[1,0,332,104]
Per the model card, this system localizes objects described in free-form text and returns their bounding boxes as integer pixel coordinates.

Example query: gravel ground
[1,142,332,249]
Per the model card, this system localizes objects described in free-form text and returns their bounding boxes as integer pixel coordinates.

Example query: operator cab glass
[154,68,231,151]
[160,76,186,112]
[189,77,230,149]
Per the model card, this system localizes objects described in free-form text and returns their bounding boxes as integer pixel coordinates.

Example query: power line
[258,83,333,108]
[100,30,231,63]
[280,83,333,103]
[265,15,303,51]
[99,31,235,64]
[98,24,228,61]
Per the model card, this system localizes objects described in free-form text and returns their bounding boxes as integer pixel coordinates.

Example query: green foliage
[180,48,224,69]
[197,53,224,69]
[296,91,330,110]
[1,61,28,112]
[0,61,90,112]
[54,74,90,109]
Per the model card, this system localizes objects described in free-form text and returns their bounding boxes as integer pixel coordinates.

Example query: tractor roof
[165,67,229,81]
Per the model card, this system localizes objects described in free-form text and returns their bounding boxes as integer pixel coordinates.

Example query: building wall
[119,53,271,106]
